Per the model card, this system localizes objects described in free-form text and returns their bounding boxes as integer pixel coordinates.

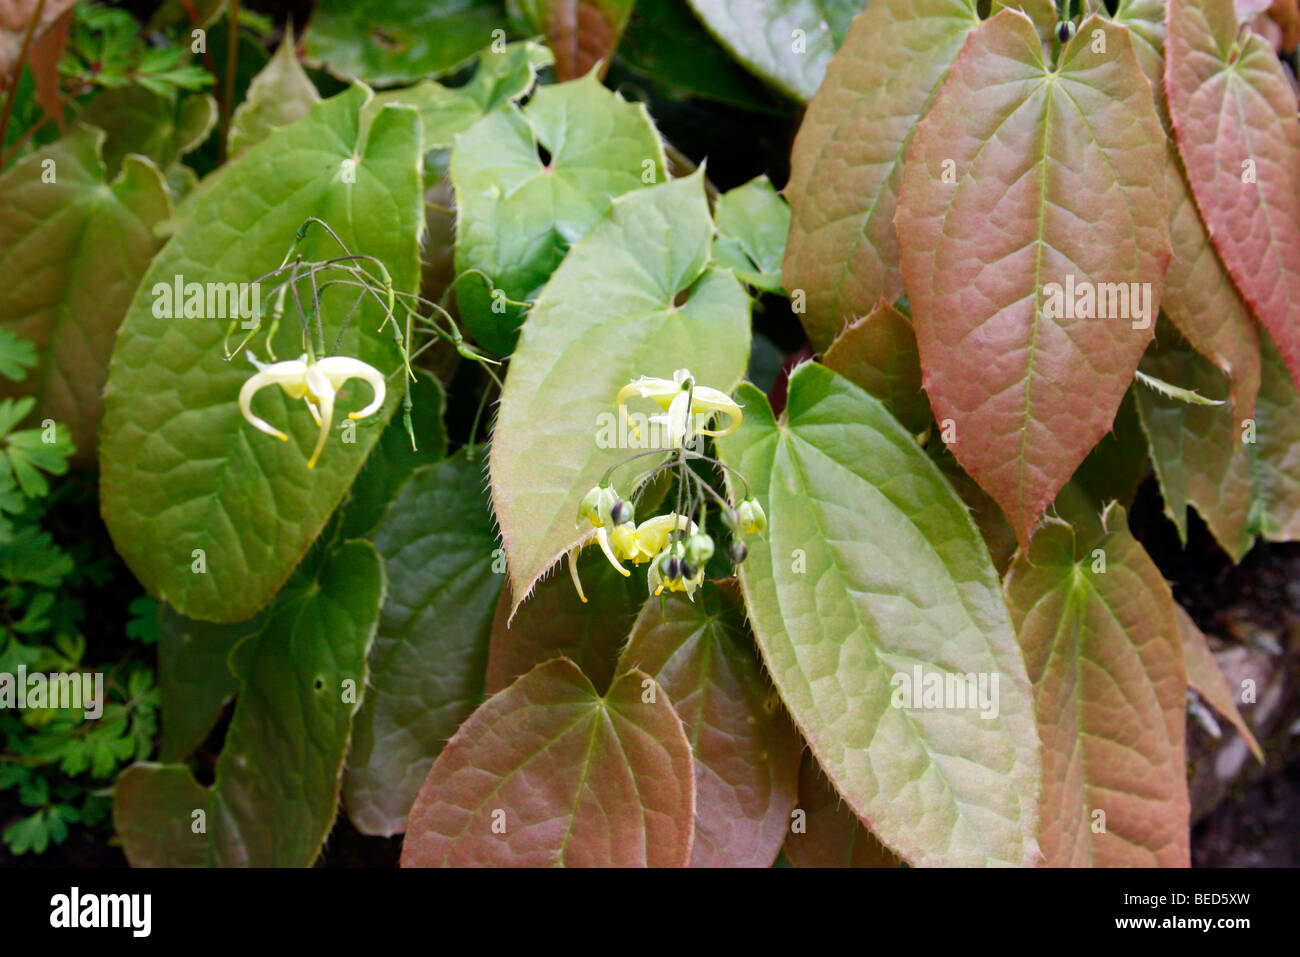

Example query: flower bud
[728,540,748,564]
[610,499,634,526]
[685,533,714,565]
[1056,20,1075,43]
[736,498,766,535]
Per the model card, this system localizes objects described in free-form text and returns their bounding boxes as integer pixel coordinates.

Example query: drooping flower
[616,369,742,447]
[647,541,706,600]
[238,352,385,468]
[567,510,698,602]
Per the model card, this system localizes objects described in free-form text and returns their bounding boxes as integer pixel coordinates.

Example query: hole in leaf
[537,142,553,169]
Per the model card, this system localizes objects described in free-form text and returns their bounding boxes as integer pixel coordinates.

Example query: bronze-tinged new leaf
[783,0,980,350]
[821,299,931,436]
[1166,0,1300,390]
[1176,605,1263,761]
[896,11,1171,545]
[1004,506,1191,867]
[617,592,801,868]
[784,753,900,868]
[520,0,635,80]
[401,660,695,867]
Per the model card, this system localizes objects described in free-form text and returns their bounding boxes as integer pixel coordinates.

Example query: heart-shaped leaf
[896,10,1171,545]
[401,659,695,866]
[451,72,665,355]
[616,591,802,867]
[717,361,1041,866]
[99,86,421,623]
[114,538,385,866]
[1004,505,1190,867]
[489,170,751,612]
[0,125,170,465]
[783,0,979,349]
[1166,0,1300,390]
[342,452,504,836]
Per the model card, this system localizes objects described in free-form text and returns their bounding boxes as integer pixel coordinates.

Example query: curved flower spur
[569,368,765,604]
[230,218,503,468]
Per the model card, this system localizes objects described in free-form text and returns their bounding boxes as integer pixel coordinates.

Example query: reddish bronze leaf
[1166,0,1300,391]
[782,0,980,350]
[784,754,901,868]
[1004,506,1190,866]
[1176,605,1263,761]
[401,659,695,867]
[617,592,801,868]
[821,299,931,436]
[529,0,635,80]
[896,11,1170,545]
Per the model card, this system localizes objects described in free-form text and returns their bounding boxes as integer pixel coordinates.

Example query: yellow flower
[567,512,697,602]
[238,352,385,468]
[616,369,741,447]
[647,541,706,600]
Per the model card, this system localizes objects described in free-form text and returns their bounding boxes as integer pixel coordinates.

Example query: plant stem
[219,0,240,163]
[0,0,47,166]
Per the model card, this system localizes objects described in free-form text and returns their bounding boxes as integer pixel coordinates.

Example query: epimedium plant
[0,0,1294,867]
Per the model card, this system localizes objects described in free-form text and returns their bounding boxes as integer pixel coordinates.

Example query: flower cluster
[569,369,765,602]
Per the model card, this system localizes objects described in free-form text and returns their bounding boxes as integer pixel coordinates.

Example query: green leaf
[99,86,422,623]
[79,86,217,177]
[0,125,170,465]
[516,0,636,79]
[156,602,257,761]
[402,660,695,866]
[489,170,751,611]
[712,175,789,293]
[0,329,37,382]
[338,369,446,540]
[685,0,866,100]
[617,590,802,867]
[227,26,320,159]
[1166,0,1300,391]
[783,0,979,349]
[486,548,643,695]
[895,10,1171,544]
[343,453,503,836]
[617,0,789,112]
[113,539,385,866]
[304,0,506,86]
[784,753,900,867]
[451,72,666,355]
[716,361,1040,866]
[1004,505,1190,866]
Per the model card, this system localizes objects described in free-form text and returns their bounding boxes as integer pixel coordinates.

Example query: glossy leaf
[517,0,635,79]
[784,753,900,868]
[617,591,801,867]
[157,602,257,762]
[115,539,385,867]
[486,554,644,696]
[451,72,666,355]
[685,0,865,101]
[717,362,1040,866]
[0,125,169,464]
[489,171,751,612]
[401,659,695,866]
[304,0,505,85]
[343,453,504,836]
[896,11,1171,545]
[1004,506,1190,867]
[712,174,790,293]
[783,0,979,349]
[1177,605,1263,760]
[821,299,930,435]
[99,87,421,622]
[228,26,320,158]
[1166,0,1300,390]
